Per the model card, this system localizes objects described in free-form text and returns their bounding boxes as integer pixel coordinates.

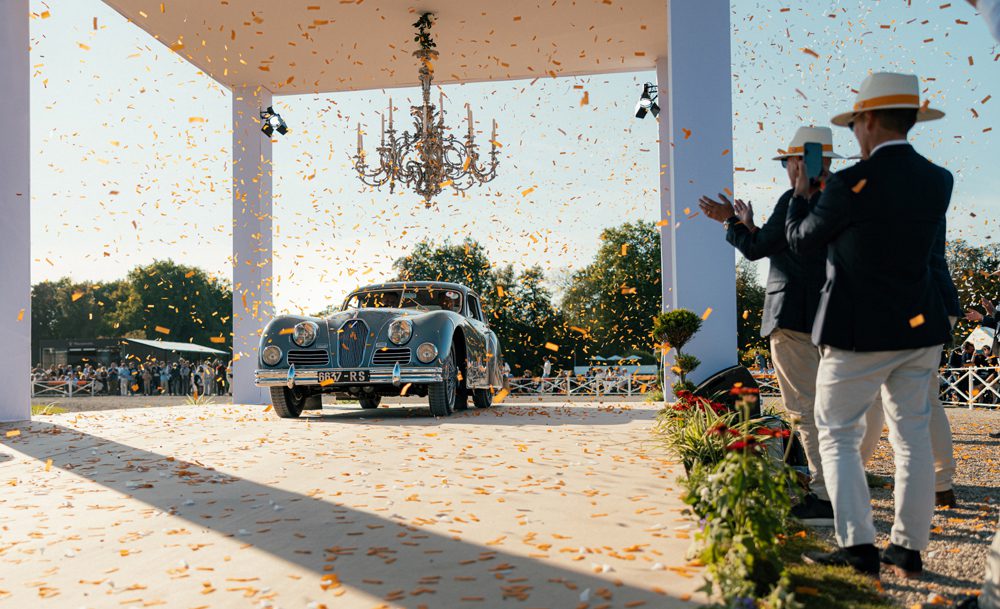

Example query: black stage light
[260,106,288,137]
[635,83,659,119]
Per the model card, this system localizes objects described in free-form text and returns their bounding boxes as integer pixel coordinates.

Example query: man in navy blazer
[786,72,952,578]
[699,126,839,527]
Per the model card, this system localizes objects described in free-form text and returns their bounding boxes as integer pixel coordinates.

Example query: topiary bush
[652,309,703,395]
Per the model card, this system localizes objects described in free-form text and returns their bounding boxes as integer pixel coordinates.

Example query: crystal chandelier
[353,13,500,207]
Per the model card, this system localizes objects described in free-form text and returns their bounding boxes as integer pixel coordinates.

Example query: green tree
[114,260,233,350]
[392,239,494,296]
[946,239,1000,344]
[31,277,125,363]
[736,258,767,357]
[560,220,662,358]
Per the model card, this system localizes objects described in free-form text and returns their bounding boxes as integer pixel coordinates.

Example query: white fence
[31,379,97,398]
[507,375,658,397]
[753,367,999,408]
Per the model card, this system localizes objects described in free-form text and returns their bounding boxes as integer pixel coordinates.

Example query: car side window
[468,296,483,321]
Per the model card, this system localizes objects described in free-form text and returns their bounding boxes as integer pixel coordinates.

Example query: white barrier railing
[31,379,97,398]
[752,367,999,409]
[507,375,658,397]
[939,366,999,408]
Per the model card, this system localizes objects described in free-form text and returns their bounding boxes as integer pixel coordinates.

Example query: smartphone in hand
[804,141,823,180]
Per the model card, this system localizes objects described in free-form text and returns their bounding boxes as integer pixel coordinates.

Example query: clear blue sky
[29,1,999,314]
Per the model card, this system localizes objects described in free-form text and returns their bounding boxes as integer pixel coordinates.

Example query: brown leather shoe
[935,489,957,508]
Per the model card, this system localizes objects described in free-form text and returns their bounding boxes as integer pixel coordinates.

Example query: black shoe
[935,489,957,508]
[791,493,835,527]
[955,596,979,609]
[880,543,922,579]
[989,430,1000,439]
[802,543,880,577]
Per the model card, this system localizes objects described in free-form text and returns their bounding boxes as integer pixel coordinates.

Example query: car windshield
[343,288,463,313]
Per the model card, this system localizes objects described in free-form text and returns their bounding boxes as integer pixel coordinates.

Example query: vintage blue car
[255,281,504,418]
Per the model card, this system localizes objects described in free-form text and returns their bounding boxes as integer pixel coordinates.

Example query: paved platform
[0,401,704,608]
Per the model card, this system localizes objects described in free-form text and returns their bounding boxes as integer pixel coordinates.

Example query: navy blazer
[727,189,826,337]
[785,143,952,352]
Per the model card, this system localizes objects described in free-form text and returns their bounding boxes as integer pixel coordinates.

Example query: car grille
[372,347,411,366]
[286,349,329,366]
[337,319,368,368]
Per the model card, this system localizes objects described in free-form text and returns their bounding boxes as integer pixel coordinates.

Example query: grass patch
[31,403,68,415]
[779,526,893,609]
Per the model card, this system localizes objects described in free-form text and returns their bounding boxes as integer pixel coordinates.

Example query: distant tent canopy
[122,338,228,363]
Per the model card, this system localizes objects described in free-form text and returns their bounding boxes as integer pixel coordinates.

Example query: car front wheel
[270,386,306,419]
[428,345,457,417]
[472,388,493,409]
[359,395,381,409]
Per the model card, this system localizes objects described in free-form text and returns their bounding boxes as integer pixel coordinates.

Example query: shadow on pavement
[0,417,687,608]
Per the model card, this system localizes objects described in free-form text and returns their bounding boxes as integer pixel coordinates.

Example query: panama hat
[772,126,843,161]
[831,72,944,127]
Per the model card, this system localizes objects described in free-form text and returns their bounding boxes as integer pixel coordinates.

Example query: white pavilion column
[656,0,737,385]
[232,86,274,405]
[0,1,31,422]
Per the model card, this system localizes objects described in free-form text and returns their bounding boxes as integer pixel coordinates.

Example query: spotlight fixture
[260,106,288,137]
[634,83,660,119]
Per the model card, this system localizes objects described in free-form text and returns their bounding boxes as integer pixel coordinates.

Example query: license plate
[316,370,370,384]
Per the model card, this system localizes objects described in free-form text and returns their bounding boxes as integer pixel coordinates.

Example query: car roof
[350,281,477,298]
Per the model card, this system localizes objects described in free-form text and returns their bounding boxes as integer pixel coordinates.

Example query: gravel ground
[822,407,999,608]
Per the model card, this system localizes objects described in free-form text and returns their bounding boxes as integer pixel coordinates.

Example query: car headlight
[262,345,283,366]
[292,321,318,347]
[388,319,413,345]
[416,342,438,363]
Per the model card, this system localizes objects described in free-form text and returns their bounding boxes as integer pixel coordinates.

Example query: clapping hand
[983,297,997,316]
[698,194,736,223]
[966,308,984,322]
[733,199,756,231]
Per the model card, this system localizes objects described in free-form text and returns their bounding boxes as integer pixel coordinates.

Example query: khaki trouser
[861,379,955,492]
[770,329,826,500]
[816,344,941,550]
[862,316,957,492]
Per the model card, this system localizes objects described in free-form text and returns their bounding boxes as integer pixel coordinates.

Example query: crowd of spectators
[31,358,233,397]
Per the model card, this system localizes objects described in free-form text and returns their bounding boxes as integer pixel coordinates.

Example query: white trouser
[120,378,130,396]
[983,511,1000,609]
[816,344,941,550]
[861,376,955,492]
[769,329,825,500]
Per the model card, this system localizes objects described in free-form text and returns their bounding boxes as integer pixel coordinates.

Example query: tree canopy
[31,259,232,363]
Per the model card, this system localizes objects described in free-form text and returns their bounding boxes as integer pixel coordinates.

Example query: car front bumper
[255,366,444,388]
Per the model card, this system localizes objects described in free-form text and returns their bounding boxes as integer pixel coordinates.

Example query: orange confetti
[71,291,84,302]
[909,314,925,328]
[544,342,559,352]
[5,430,20,438]
[801,48,820,58]
[16,309,24,321]
[154,326,171,335]
[852,179,868,193]
[209,337,226,344]
[701,307,713,320]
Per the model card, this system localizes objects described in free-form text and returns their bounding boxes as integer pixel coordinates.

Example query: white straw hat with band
[831,72,944,127]
[772,126,843,161]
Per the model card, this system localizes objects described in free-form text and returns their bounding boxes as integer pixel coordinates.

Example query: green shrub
[652,309,703,352]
